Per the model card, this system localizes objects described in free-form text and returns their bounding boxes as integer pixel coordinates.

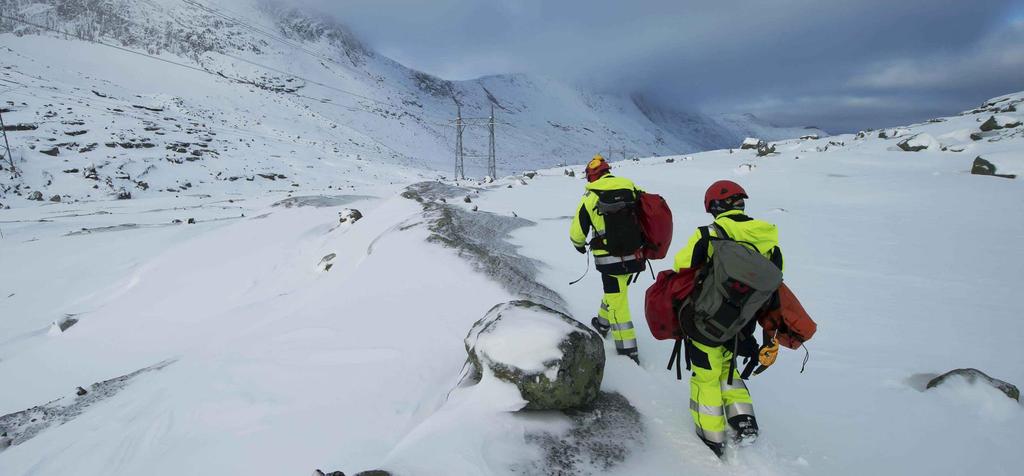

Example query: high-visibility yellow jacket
[672,209,784,272]
[569,174,646,275]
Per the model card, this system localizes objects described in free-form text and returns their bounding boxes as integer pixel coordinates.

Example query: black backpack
[594,189,643,256]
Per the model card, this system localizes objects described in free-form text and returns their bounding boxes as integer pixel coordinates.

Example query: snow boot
[591,316,610,338]
[618,349,640,365]
[700,436,725,458]
[729,414,759,446]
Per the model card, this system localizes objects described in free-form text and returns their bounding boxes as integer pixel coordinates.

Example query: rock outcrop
[464,300,604,411]
[926,368,1020,402]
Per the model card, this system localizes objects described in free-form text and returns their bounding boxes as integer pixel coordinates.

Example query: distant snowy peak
[0,0,848,206]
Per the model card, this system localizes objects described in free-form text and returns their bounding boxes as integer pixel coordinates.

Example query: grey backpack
[691,223,783,345]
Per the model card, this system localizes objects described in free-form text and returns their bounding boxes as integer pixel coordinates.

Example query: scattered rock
[312,471,345,476]
[897,133,939,152]
[339,209,363,224]
[75,387,88,397]
[756,142,776,156]
[49,195,61,202]
[40,147,60,157]
[463,195,472,203]
[970,131,1001,141]
[979,115,1022,132]
[523,171,537,179]
[926,368,1019,402]
[471,205,479,212]
[83,165,99,180]
[318,253,336,272]
[464,300,604,411]
[665,157,675,163]
[2,123,37,131]
[564,169,575,177]
[0,360,175,450]
[187,218,196,224]
[740,137,762,149]
[116,189,132,200]
[800,134,820,140]
[27,191,43,201]
[971,156,1017,179]
[132,104,164,112]
[49,316,78,334]
[64,130,87,136]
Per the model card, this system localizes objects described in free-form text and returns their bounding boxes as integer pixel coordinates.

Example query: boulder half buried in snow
[971,156,1017,179]
[897,133,940,152]
[465,300,604,411]
[740,137,762,150]
[979,115,1022,132]
[926,368,1019,402]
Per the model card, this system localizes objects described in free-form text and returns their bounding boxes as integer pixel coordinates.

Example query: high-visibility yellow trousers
[687,340,755,446]
[594,273,637,355]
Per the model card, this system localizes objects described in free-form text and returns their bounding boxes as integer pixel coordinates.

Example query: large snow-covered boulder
[897,133,940,152]
[464,301,604,411]
[926,368,1020,402]
[740,137,762,149]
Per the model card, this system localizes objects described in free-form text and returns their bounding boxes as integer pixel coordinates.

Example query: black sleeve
[770,246,784,270]
[577,203,592,239]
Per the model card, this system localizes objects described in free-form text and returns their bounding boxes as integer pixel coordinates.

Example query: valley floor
[1,119,1023,475]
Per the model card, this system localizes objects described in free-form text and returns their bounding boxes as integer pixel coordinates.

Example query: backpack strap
[667,339,683,380]
[727,336,739,385]
[709,222,763,254]
[710,223,731,240]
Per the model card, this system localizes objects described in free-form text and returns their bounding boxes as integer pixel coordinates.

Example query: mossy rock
[465,301,604,411]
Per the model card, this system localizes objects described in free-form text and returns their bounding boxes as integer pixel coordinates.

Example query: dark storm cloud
[293,0,1023,133]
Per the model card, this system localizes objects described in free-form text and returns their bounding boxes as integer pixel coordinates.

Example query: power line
[181,0,348,71]
[0,13,403,117]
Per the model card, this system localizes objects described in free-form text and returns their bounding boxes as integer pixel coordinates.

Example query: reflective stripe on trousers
[688,340,754,441]
[597,273,637,353]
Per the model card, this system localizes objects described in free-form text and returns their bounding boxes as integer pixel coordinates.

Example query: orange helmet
[585,154,611,182]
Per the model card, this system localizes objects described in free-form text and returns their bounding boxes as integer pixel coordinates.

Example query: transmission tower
[450,102,499,180]
[487,104,496,179]
[454,104,465,180]
[0,107,15,175]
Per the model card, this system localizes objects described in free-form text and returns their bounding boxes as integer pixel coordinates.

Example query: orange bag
[757,283,817,350]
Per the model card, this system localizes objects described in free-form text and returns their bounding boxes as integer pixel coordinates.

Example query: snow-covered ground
[1,89,1022,475]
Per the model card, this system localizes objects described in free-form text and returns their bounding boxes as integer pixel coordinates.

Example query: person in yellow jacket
[569,154,646,364]
[673,180,783,457]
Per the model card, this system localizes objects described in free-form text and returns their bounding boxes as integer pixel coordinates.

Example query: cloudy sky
[301,0,1022,133]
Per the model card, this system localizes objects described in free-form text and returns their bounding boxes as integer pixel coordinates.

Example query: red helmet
[704,180,748,213]
[585,154,611,182]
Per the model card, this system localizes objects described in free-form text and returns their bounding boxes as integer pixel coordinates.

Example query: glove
[575,245,587,254]
[735,334,759,359]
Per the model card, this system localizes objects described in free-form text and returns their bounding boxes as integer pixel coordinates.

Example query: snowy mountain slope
[0,0,822,206]
[1,90,1021,475]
